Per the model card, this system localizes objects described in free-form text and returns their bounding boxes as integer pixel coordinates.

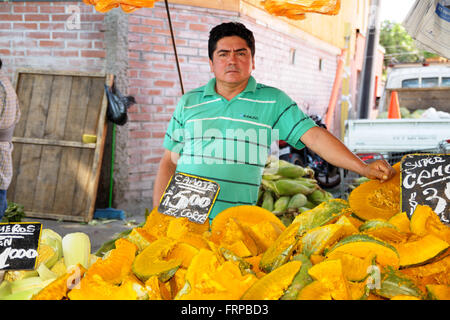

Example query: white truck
[338,63,450,197]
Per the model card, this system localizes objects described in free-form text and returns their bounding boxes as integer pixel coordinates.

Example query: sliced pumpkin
[300,224,347,257]
[307,259,351,300]
[259,222,301,273]
[144,276,163,300]
[399,255,450,292]
[87,238,137,285]
[280,254,313,300]
[210,205,285,236]
[395,234,449,268]
[143,207,209,240]
[292,199,350,236]
[375,267,423,299]
[410,205,450,243]
[68,274,138,300]
[388,211,411,234]
[359,219,407,243]
[126,227,156,252]
[176,249,257,300]
[132,237,182,283]
[326,252,376,282]
[32,264,87,300]
[349,162,401,221]
[296,280,332,300]
[426,284,450,300]
[243,220,285,253]
[241,260,302,300]
[166,242,199,268]
[326,234,400,268]
[390,295,422,300]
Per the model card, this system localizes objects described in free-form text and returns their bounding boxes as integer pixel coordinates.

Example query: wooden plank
[8,73,34,201]
[43,75,73,140]
[71,77,106,219]
[32,145,61,212]
[85,74,113,221]
[12,137,96,149]
[13,74,52,210]
[71,149,94,217]
[24,211,86,223]
[52,76,91,216]
[385,88,450,113]
[14,68,106,78]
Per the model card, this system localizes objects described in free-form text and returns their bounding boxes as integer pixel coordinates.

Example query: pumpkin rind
[241,261,302,300]
[395,234,449,268]
[132,237,182,283]
[326,234,400,268]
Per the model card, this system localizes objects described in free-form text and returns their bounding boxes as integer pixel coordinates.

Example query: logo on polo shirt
[240,113,259,121]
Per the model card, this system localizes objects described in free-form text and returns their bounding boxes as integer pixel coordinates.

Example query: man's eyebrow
[216,48,248,53]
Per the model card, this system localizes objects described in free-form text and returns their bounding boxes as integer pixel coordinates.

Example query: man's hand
[361,159,396,182]
[300,127,397,183]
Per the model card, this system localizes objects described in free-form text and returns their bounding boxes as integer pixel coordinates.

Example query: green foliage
[379,20,439,75]
[2,202,25,223]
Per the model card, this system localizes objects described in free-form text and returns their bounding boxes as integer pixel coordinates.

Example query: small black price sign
[158,172,220,224]
[401,154,450,225]
[0,222,42,270]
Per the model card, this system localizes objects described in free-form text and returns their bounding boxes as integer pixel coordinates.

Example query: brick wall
[0,1,339,216]
[0,2,106,78]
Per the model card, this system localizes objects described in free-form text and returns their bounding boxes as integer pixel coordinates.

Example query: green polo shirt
[163,76,316,221]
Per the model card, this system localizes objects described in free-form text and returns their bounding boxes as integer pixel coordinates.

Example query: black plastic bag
[104,82,136,126]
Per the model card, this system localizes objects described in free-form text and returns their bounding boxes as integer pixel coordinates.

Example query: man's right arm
[152,149,179,208]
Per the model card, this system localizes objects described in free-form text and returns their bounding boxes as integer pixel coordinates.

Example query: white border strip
[184,98,221,109]
[186,116,272,129]
[238,97,276,103]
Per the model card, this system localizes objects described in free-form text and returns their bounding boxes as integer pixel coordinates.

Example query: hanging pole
[164,0,184,95]
[357,0,381,119]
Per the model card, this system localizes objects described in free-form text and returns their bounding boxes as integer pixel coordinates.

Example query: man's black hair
[208,22,255,60]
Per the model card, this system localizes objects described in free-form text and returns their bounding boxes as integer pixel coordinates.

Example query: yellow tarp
[82,0,160,13]
[261,0,341,20]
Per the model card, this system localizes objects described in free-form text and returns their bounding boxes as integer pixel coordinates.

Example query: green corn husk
[304,200,316,209]
[287,193,308,209]
[276,163,306,179]
[273,196,290,215]
[308,189,333,204]
[261,179,280,197]
[294,177,318,188]
[261,191,275,212]
[297,207,312,213]
[275,179,315,196]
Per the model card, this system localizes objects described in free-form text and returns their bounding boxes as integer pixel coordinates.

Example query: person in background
[0,58,21,219]
[152,22,396,221]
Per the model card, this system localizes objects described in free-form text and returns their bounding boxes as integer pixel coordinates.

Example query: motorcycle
[278,115,341,189]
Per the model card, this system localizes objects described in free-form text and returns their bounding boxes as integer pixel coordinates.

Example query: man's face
[209,35,255,86]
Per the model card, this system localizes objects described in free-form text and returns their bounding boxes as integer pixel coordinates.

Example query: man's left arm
[300,126,396,181]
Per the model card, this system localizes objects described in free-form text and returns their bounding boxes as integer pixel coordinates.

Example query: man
[153,22,395,221]
[0,58,20,219]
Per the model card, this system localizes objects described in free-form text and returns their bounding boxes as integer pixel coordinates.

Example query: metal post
[357,0,381,119]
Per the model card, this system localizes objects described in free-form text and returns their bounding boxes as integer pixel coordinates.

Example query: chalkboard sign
[0,222,42,270]
[158,172,220,224]
[401,154,450,225]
